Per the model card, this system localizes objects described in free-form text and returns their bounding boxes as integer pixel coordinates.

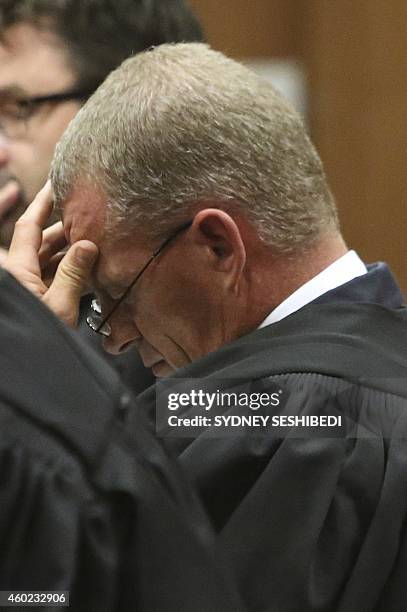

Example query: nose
[103,306,141,355]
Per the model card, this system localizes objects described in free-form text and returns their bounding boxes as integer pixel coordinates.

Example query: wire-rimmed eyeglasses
[86,220,193,337]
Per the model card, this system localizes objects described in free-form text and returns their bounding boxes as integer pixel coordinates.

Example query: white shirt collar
[259,250,367,328]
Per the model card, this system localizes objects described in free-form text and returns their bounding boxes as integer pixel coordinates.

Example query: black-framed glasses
[86,220,193,337]
[0,88,95,139]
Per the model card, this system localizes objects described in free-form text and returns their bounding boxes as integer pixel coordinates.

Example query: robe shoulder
[135,302,407,611]
[0,271,243,611]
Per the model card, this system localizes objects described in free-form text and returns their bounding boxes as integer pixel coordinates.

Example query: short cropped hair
[52,43,339,253]
[0,0,204,90]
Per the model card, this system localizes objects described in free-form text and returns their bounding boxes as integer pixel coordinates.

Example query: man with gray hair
[5,43,407,610]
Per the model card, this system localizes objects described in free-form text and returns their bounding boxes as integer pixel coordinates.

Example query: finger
[0,246,7,266]
[17,180,53,226]
[43,240,99,327]
[0,181,20,217]
[42,251,94,294]
[42,251,95,294]
[41,251,66,288]
[38,221,67,267]
[7,181,53,274]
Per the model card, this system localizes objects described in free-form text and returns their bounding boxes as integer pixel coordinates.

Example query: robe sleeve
[176,372,407,611]
[0,270,243,611]
[0,400,243,611]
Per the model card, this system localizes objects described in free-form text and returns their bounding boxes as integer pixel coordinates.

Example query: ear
[190,209,246,290]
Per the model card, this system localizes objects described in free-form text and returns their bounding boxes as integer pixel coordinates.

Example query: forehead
[62,185,107,246]
[62,186,148,288]
[0,22,75,94]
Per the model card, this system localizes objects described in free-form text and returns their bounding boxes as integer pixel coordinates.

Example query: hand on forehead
[4,181,99,327]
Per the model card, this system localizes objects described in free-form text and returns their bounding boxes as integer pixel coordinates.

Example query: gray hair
[51,42,338,252]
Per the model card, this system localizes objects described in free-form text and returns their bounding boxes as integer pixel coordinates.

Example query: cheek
[135,278,185,322]
[10,139,48,174]
[135,279,209,344]
[6,141,32,167]
[47,103,80,142]
[6,142,48,199]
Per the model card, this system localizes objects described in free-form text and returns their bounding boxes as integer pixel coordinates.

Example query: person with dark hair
[0,0,203,90]
[5,43,407,610]
[0,0,204,394]
[0,0,203,251]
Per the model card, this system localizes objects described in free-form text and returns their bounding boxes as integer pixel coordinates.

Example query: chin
[151,360,175,378]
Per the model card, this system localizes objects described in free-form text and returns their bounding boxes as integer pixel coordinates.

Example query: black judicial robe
[135,263,407,611]
[0,270,243,611]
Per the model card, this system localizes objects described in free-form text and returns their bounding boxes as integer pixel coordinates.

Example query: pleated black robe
[0,270,243,611]
[135,263,407,611]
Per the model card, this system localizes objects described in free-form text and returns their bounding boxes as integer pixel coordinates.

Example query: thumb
[44,240,99,327]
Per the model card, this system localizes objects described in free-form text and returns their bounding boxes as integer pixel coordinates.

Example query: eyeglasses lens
[86,299,111,337]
